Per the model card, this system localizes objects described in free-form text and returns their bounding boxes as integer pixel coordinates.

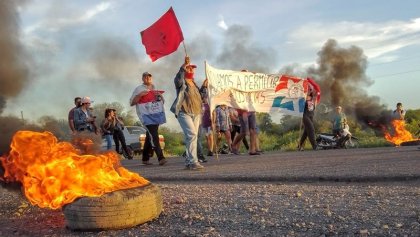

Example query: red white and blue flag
[271,75,309,116]
[136,90,166,125]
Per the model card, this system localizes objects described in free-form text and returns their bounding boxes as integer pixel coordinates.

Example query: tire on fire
[63,183,162,230]
[400,140,420,146]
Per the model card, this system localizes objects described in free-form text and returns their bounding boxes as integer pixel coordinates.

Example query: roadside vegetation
[1,102,418,156]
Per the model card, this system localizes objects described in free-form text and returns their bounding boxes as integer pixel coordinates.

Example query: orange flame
[384,120,415,145]
[0,131,149,209]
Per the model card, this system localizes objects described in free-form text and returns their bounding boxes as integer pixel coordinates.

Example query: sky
[1,0,420,130]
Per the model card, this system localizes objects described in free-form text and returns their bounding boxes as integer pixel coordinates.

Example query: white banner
[205,62,309,116]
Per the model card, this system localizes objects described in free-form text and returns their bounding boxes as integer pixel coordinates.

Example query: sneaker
[185,163,204,170]
[220,149,229,154]
[231,148,240,155]
[198,158,208,163]
[158,159,167,166]
[297,145,304,151]
[142,161,153,165]
[248,152,261,155]
[198,154,208,163]
[207,151,214,156]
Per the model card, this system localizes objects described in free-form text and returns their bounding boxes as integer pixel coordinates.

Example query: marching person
[200,80,214,157]
[297,92,317,151]
[170,56,204,170]
[130,72,167,165]
[231,109,260,155]
[229,107,249,152]
[215,103,232,153]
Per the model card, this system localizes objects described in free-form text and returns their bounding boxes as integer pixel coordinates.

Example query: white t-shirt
[392,109,405,120]
[130,84,155,123]
[341,124,351,137]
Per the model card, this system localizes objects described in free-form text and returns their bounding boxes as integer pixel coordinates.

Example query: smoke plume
[215,25,277,72]
[0,1,33,153]
[0,1,30,114]
[307,39,390,129]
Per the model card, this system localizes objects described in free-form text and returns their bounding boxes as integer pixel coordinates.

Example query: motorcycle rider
[336,119,351,147]
[332,106,347,136]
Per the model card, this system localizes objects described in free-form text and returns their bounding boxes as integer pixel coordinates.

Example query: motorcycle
[316,133,360,149]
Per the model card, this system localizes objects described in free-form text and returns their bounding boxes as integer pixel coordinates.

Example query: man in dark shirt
[68,97,81,134]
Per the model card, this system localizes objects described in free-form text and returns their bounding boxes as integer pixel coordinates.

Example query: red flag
[140,7,184,62]
[306,78,321,104]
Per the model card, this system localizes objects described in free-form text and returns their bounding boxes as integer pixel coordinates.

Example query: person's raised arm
[174,56,189,88]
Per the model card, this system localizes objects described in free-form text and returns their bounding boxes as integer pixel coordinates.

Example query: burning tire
[400,140,420,146]
[63,183,162,230]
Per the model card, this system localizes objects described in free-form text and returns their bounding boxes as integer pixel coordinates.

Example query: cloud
[287,17,420,60]
[24,1,113,34]
[47,1,112,31]
[217,15,228,30]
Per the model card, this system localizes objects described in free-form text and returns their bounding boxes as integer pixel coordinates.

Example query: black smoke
[215,24,277,72]
[0,1,30,114]
[0,1,33,153]
[307,39,391,130]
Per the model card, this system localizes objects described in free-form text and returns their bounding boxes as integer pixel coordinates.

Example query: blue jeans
[197,124,204,156]
[105,134,113,150]
[177,112,201,165]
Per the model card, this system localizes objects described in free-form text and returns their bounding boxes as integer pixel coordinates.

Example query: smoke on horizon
[305,39,391,130]
[0,1,31,114]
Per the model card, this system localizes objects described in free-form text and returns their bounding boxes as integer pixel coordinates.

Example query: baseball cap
[81,96,93,104]
[142,72,152,77]
[186,64,197,69]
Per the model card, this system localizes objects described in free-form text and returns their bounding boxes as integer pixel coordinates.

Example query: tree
[279,115,301,134]
[256,113,272,132]
[93,102,137,125]
[405,109,420,123]
[38,116,68,141]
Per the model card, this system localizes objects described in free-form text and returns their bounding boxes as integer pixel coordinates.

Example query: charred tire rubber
[63,183,162,230]
[400,140,420,146]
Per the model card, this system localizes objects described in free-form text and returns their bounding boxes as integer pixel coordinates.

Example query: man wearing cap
[170,56,204,170]
[332,105,346,136]
[74,96,98,134]
[130,71,167,166]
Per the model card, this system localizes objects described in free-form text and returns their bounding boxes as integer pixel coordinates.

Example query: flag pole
[182,41,188,56]
[205,61,219,161]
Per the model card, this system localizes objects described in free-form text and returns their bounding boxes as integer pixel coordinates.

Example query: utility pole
[21,111,24,124]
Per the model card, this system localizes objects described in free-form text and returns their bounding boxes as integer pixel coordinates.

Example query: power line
[369,54,420,67]
[373,68,420,78]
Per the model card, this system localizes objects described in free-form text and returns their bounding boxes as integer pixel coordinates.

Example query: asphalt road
[1,146,419,236]
[122,146,420,183]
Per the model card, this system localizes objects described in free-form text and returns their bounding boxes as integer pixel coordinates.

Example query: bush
[159,126,185,156]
